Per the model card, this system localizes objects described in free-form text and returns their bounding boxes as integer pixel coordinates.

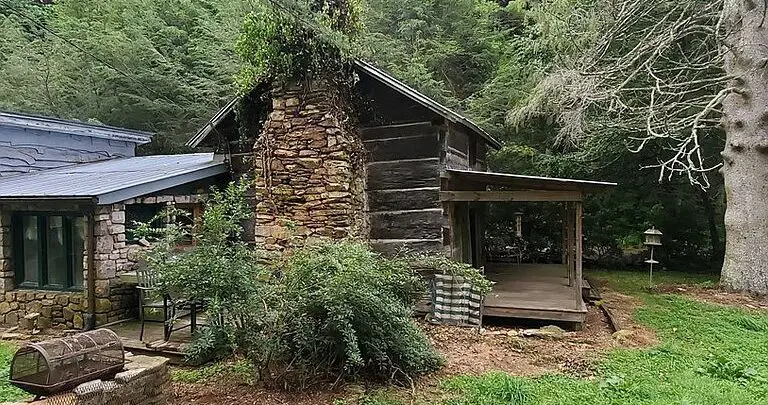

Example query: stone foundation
[2,355,169,405]
[254,80,368,250]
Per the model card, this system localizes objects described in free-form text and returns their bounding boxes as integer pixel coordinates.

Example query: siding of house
[0,126,137,176]
[363,122,444,255]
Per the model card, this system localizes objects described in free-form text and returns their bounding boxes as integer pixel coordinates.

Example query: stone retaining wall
[2,355,169,405]
[253,80,368,250]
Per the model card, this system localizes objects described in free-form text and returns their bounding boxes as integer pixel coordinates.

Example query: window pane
[72,217,86,289]
[22,216,39,285]
[126,205,161,242]
[47,216,68,287]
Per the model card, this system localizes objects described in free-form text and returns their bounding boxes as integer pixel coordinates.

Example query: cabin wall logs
[362,122,444,255]
[253,81,368,251]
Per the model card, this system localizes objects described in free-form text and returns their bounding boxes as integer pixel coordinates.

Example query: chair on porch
[136,262,198,342]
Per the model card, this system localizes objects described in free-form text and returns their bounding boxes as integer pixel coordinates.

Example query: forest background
[0,0,724,271]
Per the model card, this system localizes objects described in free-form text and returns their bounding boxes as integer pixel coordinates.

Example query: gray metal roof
[446,169,617,192]
[0,111,154,144]
[0,153,227,204]
[186,60,501,149]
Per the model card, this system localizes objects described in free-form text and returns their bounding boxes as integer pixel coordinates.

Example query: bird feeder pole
[643,227,663,288]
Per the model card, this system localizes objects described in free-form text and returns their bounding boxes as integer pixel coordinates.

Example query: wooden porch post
[574,201,583,304]
[561,204,568,266]
[565,202,575,287]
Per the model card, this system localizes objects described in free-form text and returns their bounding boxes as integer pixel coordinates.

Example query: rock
[95,298,112,313]
[521,325,567,340]
[612,329,634,343]
[0,302,10,315]
[56,295,70,306]
[73,313,84,329]
[1,332,23,340]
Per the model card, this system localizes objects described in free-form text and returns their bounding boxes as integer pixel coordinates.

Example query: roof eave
[352,60,502,150]
[446,169,617,192]
[95,162,228,205]
[0,112,154,144]
[186,98,239,148]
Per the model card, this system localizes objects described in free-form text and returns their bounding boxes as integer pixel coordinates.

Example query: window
[125,205,162,243]
[125,203,201,245]
[12,214,85,290]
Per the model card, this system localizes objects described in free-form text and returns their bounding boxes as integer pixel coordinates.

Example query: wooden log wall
[362,122,444,255]
[442,123,491,265]
[443,123,487,171]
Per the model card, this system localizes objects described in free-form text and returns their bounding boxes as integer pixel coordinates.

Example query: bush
[141,181,447,388]
[248,242,444,389]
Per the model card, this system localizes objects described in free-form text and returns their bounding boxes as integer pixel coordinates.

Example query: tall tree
[719,0,768,293]
[510,0,768,292]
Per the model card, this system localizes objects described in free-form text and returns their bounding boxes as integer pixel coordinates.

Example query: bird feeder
[514,212,524,238]
[643,227,663,287]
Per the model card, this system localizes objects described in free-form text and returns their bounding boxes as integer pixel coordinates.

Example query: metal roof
[0,111,154,144]
[186,60,501,149]
[0,153,227,205]
[446,169,617,192]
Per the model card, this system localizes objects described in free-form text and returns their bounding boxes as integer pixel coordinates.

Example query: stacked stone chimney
[253,81,367,250]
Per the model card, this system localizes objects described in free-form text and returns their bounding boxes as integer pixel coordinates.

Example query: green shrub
[248,242,444,389]
[142,181,453,388]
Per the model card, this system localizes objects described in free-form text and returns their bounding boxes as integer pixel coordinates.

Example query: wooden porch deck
[105,317,197,364]
[482,263,587,324]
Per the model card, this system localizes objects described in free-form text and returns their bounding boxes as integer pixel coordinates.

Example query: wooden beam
[575,201,584,304]
[440,190,583,202]
[566,202,575,287]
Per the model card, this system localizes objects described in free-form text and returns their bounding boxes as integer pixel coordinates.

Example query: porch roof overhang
[0,153,227,205]
[442,169,616,202]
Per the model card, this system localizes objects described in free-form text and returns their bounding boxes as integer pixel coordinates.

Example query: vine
[235,0,363,91]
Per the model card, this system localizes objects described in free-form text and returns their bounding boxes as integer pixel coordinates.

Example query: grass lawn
[0,342,29,402]
[363,269,768,405]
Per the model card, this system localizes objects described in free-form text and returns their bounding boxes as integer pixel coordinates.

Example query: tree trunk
[720,0,768,293]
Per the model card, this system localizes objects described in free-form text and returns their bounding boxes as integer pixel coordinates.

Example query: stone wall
[254,81,368,250]
[0,193,205,329]
[91,204,142,326]
[2,355,169,405]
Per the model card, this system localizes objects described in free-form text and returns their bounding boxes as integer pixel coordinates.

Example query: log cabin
[189,60,616,325]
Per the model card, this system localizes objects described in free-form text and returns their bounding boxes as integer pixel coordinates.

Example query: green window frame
[11,213,85,291]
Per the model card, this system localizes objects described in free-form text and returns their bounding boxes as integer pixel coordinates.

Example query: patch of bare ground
[423,294,656,380]
[655,284,768,311]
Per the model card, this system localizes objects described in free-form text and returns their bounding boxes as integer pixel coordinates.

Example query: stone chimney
[253,81,367,250]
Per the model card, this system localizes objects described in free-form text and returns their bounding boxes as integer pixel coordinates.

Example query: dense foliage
[0,0,726,271]
[140,181,446,388]
[255,242,444,388]
[236,0,362,89]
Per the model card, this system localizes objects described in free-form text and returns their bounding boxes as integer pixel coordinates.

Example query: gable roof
[0,111,154,145]
[186,60,501,149]
[0,153,227,205]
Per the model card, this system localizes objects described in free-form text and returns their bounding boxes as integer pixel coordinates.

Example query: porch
[482,263,587,324]
[443,169,615,326]
[105,317,197,364]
